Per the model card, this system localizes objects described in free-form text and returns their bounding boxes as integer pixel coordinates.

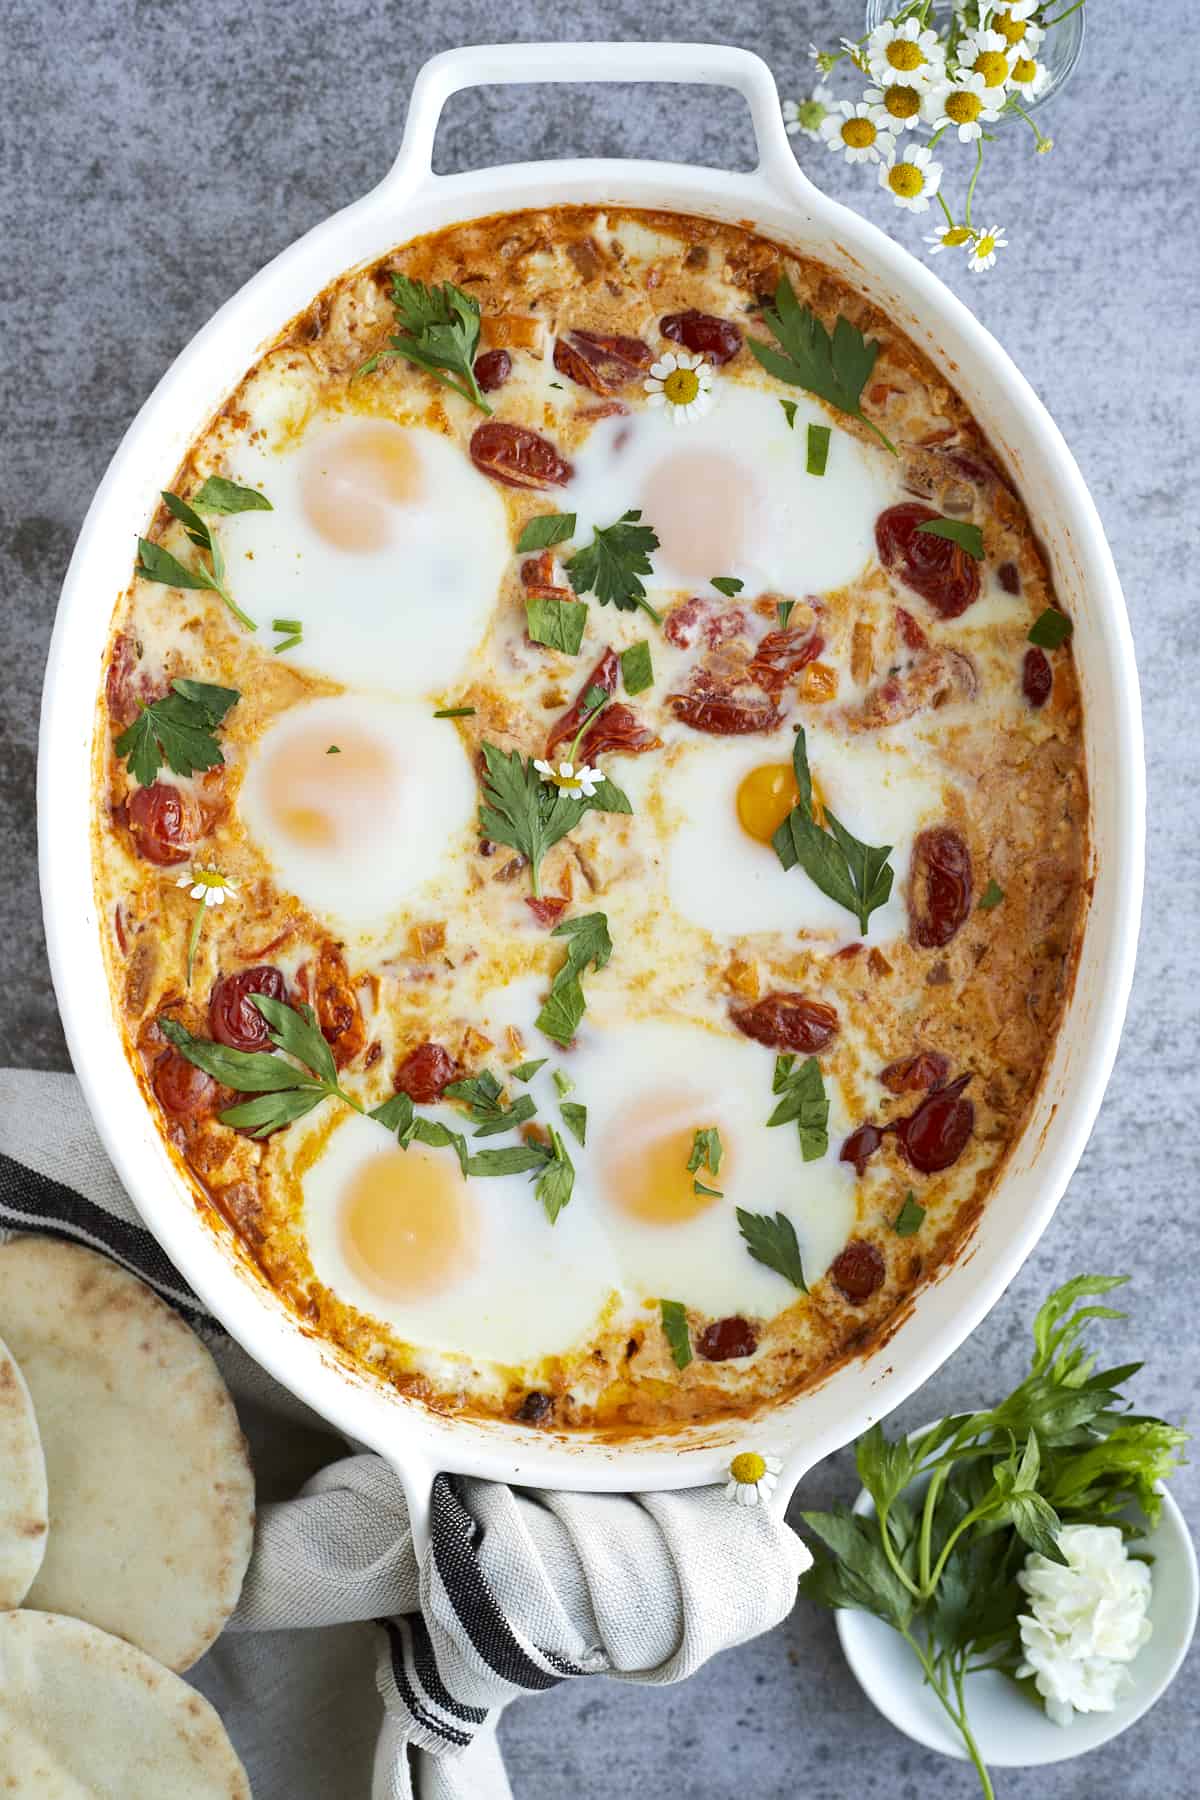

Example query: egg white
[214,414,509,698]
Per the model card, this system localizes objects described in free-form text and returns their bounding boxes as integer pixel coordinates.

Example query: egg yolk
[607,1096,729,1225]
[263,725,394,850]
[639,450,753,580]
[302,420,425,552]
[340,1147,477,1299]
[737,762,799,844]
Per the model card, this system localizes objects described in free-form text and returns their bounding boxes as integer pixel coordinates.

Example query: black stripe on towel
[406,1612,489,1724]
[430,1475,583,1688]
[0,1150,213,1326]
[380,1618,474,1748]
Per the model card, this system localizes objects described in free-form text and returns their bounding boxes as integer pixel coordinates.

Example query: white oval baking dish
[39,43,1143,1550]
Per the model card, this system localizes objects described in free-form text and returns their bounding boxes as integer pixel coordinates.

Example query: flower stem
[185,903,206,986]
[901,1630,996,1800]
[964,137,984,230]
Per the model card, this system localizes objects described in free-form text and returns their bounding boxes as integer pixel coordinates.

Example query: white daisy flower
[808,41,837,76]
[925,222,975,256]
[863,81,924,134]
[956,27,1014,92]
[968,223,1009,271]
[839,35,869,73]
[867,17,945,89]
[879,144,943,212]
[926,71,1004,142]
[724,1451,782,1508]
[783,83,833,141]
[989,3,1041,54]
[1008,51,1051,99]
[643,351,714,424]
[177,866,237,907]
[819,100,894,165]
[533,759,604,799]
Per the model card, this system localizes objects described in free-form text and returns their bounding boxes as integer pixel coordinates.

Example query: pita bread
[0,1238,254,1670]
[0,1609,251,1797]
[0,1334,47,1606]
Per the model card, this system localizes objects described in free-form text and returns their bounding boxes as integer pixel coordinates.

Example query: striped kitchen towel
[0,1070,809,1800]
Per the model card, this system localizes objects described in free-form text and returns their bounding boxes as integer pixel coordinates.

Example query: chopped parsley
[773,726,894,936]
[354,274,491,413]
[779,398,798,430]
[433,706,475,719]
[526,594,588,655]
[560,1100,588,1146]
[736,1209,808,1291]
[977,879,1005,911]
[767,1055,829,1163]
[517,512,576,552]
[660,1299,694,1370]
[915,517,984,560]
[566,510,662,622]
[535,912,613,1046]
[114,678,239,788]
[710,576,744,598]
[1028,607,1073,649]
[620,640,654,696]
[777,598,796,630]
[750,277,896,455]
[806,422,831,477]
[443,1071,537,1138]
[511,1058,548,1082]
[191,476,272,515]
[892,1190,926,1236]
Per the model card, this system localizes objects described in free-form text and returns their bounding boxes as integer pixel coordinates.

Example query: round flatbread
[0,1609,251,1797]
[0,1238,254,1671]
[0,1333,48,1607]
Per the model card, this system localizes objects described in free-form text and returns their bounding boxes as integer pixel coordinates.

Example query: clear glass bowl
[861,2,1086,116]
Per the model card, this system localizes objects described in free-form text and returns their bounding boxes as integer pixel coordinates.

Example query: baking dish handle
[386,41,810,199]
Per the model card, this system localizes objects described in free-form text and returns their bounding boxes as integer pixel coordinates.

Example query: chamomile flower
[177,866,237,907]
[784,83,833,141]
[864,80,925,133]
[867,17,945,89]
[644,351,714,423]
[724,1451,782,1508]
[926,71,1004,142]
[956,27,1014,92]
[990,3,1040,52]
[925,221,975,255]
[808,41,837,76]
[879,144,943,212]
[839,36,869,73]
[533,759,604,799]
[820,100,894,166]
[1008,52,1051,99]
[968,223,1009,271]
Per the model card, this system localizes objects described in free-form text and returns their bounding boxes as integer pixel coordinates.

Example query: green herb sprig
[660,1299,694,1370]
[749,277,897,456]
[137,483,269,632]
[355,274,491,413]
[536,912,613,1046]
[767,1055,829,1162]
[478,742,630,899]
[736,1208,808,1291]
[114,677,239,787]
[800,1275,1188,1799]
[773,726,894,935]
[916,517,985,560]
[566,510,662,622]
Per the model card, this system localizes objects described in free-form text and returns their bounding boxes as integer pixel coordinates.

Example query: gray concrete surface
[4,2,1197,1794]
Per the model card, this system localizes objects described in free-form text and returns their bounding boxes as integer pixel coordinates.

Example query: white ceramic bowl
[836,1431,1198,1767]
[38,43,1144,1549]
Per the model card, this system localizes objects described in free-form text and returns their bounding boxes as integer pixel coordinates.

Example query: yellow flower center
[886,40,925,72]
[994,10,1027,46]
[663,367,700,405]
[942,226,973,248]
[884,85,921,119]
[975,234,997,258]
[193,869,227,893]
[1011,56,1038,85]
[842,116,877,148]
[887,162,925,198]
[973,49,1011,87]
[731,1452,767,1485]
[945,89,983,123]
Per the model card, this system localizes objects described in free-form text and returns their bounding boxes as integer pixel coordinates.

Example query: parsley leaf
[773,726,894,936]
[1028,607,1073,649]
[517,512,576,552]
[511,1058,548,1082]
[356,274,491,413]
[977,878,1004,911]
[534,1127,575,1223]
[915,517,984,560]
[478,743,631,898]
[687,1126,723,1177]
[158,997,344,1139]
[191,476,272,515]
[737,1208,808,1291]
[620,640,654,696]
[137,491,257,631]
[566,510,662,622]
[535,912,613,1046]
[777,598,796,630]
[767,1055,829,1162]
[660,1299,693,1370]
[560,1100,587,1146]
[710,576,744,597]
[114,678,240,788]
[444,1070,537,1138]
[552,1068,575,1097]
[892,1190,926,1236]
[526,595,588,655]
[749,277,897,455]
[779,398,798,430]
[806,422,831,477]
